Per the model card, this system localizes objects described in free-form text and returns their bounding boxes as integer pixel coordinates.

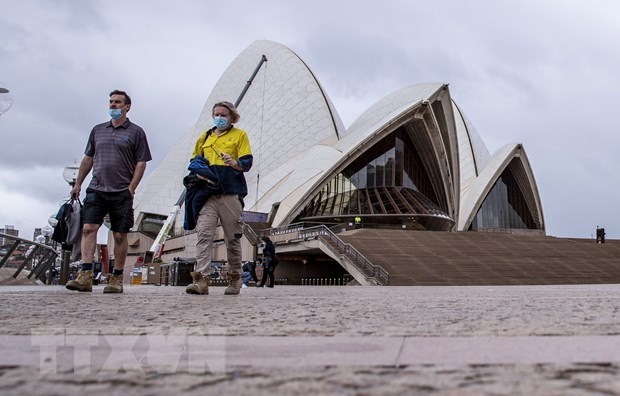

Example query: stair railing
[268,225,389,285]
[242,222,262,246]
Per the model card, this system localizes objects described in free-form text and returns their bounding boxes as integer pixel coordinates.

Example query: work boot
[103,274,123,294]
[224,271,242,295]
[65,270,93,292]
[186,272,209,295]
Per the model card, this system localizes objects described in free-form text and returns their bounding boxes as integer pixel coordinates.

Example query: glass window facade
[295,127,454,230]
[469,164,538,230]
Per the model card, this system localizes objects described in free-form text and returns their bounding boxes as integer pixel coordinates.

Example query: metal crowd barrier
[0,233,59,284]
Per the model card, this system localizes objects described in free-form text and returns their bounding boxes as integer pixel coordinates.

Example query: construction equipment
[149,54,268,259]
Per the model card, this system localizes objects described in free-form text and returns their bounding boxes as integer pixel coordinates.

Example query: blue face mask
[109,108,123,120]
[213,116,229,130]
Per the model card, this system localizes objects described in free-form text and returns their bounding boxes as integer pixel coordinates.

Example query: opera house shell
[131,40,545,268]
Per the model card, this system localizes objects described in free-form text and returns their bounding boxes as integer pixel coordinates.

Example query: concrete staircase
[337,229,620,285]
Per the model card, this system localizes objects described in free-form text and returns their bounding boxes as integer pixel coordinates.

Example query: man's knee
[113,232,127,245]
[82,224,100,236]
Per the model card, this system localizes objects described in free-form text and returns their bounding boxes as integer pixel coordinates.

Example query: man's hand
[70,185,81,200]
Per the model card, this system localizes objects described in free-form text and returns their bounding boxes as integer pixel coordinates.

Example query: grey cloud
[1,0,620,240]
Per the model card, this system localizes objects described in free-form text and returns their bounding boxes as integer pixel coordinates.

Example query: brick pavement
[1,284,620,395]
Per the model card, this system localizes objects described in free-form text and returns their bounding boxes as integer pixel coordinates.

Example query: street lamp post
[63,165,79,188]
[40,226,53,284]
[47,216,60,285]
[33,235,45,271]
[59,164,80,285]
[41,225,53,244]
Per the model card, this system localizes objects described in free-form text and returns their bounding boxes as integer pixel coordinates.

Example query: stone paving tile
[399,336,620,365]
[224,336,404,367]
[3,284,620,337]
[1,284,620,394]
[1,364,620,395]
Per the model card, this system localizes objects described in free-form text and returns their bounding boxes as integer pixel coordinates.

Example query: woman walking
[258,236,278,288]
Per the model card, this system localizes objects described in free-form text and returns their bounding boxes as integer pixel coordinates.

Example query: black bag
[51,198,82,251]
[51,201,72,250]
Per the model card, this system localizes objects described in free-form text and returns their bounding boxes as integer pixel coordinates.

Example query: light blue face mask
[213,116,229,130]
[108,108,123,120]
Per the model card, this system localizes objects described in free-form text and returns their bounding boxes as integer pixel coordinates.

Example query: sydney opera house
[123,40,572,286]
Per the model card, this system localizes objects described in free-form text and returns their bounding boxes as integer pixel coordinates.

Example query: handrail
[298,226,389,285]
[265,221,345,236]
[0,232,58,283]
[265,225,388,284]
[242,222,262,246]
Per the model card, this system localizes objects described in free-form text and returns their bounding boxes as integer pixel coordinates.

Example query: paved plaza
[2,284,620,395]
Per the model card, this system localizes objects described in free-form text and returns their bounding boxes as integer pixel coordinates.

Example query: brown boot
[103,274,123,294]
[65,270,93,292]
[186,272,209,295]
[224,271,242,295]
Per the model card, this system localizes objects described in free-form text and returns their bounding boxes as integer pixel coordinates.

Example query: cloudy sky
[1,0,618,241]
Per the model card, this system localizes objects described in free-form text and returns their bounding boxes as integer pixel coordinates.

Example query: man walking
[66,90,152,293]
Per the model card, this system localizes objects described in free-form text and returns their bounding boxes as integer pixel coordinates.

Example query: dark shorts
[82,188,134,233]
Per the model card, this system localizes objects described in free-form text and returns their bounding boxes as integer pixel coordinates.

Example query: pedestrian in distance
[185,101,253,295]
[245,260,259,284]
[241,262,252,288]
[66,90,152,293]
[257,236,278,288]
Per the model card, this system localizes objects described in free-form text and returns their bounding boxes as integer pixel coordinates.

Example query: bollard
[59,250,70,285]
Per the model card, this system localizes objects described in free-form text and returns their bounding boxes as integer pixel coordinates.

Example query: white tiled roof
[135,40,544,236]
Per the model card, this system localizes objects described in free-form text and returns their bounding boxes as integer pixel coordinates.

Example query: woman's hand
[222,153,241,170]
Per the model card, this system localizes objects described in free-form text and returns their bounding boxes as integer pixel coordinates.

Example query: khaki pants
[195,195,243,276]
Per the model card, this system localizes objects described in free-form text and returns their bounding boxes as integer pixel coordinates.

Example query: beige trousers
[195,195,243,276]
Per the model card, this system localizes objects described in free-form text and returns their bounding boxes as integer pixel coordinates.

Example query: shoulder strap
[198,127,217,147]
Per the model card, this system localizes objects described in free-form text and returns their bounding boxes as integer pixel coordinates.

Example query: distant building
[0,225,19,246]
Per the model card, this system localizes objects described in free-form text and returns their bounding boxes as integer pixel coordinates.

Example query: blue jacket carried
[183,156,222,231]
